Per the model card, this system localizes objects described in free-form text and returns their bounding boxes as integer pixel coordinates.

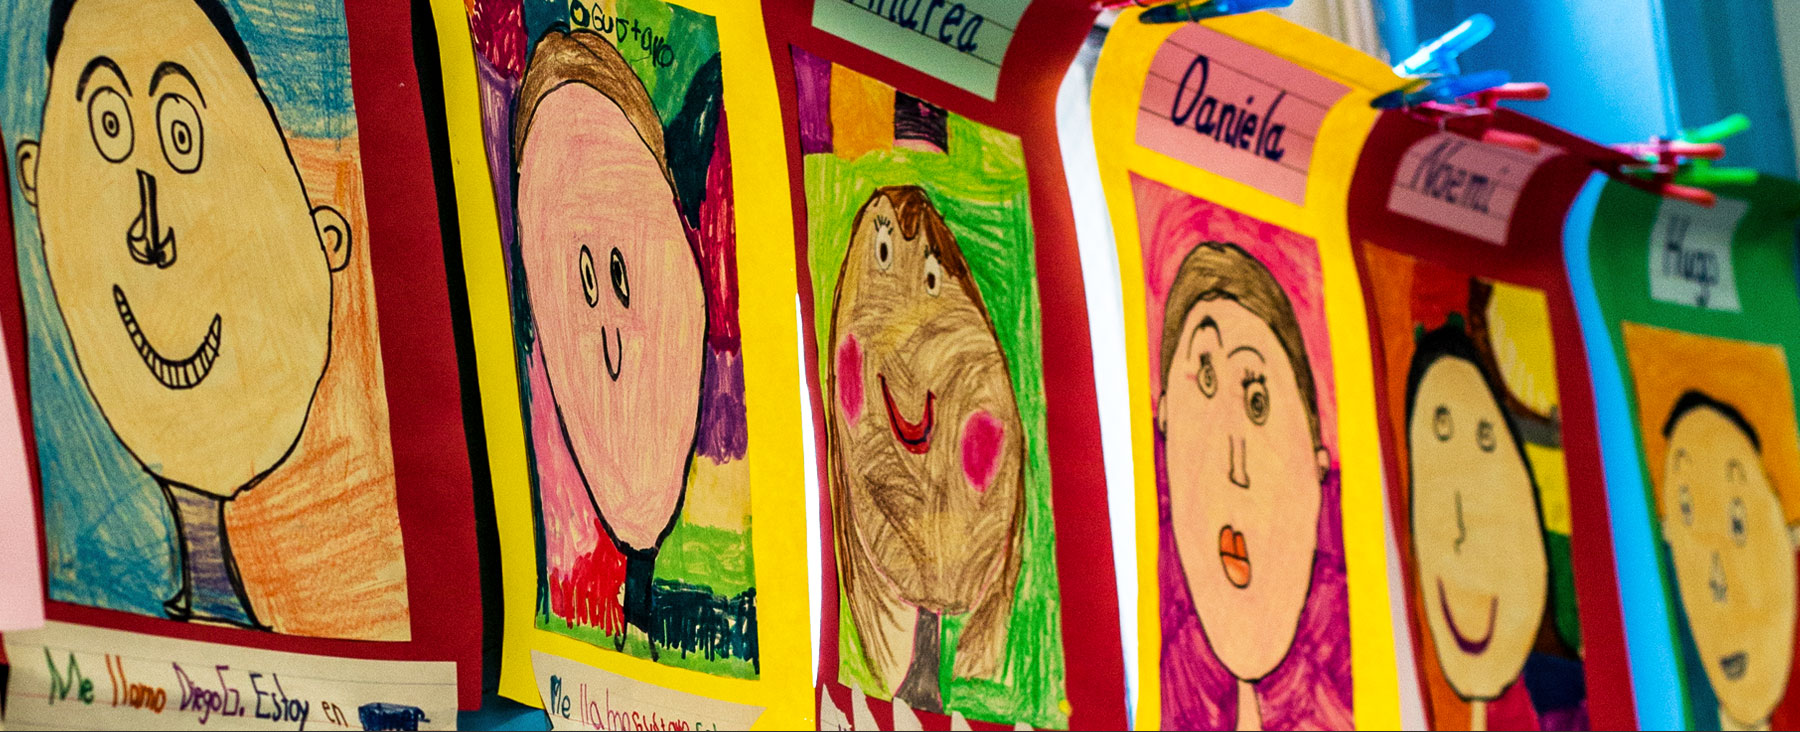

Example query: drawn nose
[1228,435,1250,489]
[601,327,623,382]
[1709,552,1728,604]
[127,170,177,269]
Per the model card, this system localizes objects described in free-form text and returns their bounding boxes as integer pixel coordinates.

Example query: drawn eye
[1433,405,1453,442]
[1678,484,1693,527]
[609,247,629,308]
[1477,420,1497,453]
[1244,375,1269,425]
[1730,497,1747,546]
[874,220,894,271]
[578,245,598,307]
[923,253,942,297]
[87,88,133,163]
[156,94,202,173]
[1727,459,1748,485]
[1197,353,1217,397]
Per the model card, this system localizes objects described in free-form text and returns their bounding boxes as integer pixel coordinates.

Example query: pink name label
[1386,132,1560,245]
[1136,25,1348,205]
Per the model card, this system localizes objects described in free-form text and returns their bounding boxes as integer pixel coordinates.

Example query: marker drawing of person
[1659,391,1798,731]
[510,27,708,649]
[1405,323,1551,731]
[14,0,355,628]
[826,185,1024,714]
[1155,242,1337,731]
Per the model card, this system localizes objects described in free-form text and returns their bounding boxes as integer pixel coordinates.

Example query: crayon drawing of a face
[19,0,351,497]
[1660,392,1797,728]
[513,30,706,555]
[1157,242,1328,683]
[1405,325,1547,702]
[828,186,1024,704]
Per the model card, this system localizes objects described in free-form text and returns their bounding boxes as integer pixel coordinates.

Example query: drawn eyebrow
[1229,344,1265,362]
[76,56,129,100]
[1186,316,1223,358]
[150,62,206,106]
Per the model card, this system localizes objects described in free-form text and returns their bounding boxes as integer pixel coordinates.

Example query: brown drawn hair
[1159,241,1322,448]
[513,28,672,189]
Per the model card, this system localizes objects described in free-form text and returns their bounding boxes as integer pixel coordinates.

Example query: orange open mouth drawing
[1218,525,1251,588]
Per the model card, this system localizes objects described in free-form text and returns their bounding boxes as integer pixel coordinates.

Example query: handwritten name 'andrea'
[1167,55,1289,163]
[843,0,987,54]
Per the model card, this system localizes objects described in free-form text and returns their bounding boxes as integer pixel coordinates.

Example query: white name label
[1649,196,1748,312]
[1387,132,1560,244]
[3,621,456,730]
[531,650,765,730]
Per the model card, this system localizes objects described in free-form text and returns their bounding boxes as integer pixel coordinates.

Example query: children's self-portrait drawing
[1622,324,1800,731]
[465,0,757,677]
[1366,246,1590,731]
[1133,176,1350,731]
[796,49,1067,729]
[3,0,407,638]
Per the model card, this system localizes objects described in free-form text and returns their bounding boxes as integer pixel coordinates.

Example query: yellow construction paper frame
[1090,11,1402,730]
[426,0,813,726]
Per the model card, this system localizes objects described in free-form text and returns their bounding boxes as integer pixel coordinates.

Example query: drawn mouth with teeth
[113,284,222,390]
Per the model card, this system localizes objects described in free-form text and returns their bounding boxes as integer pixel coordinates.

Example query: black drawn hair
[1663,389,1762,451]
[1404,323,1541,501]
[48,0,259,79]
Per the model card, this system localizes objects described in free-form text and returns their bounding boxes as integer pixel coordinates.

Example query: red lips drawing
[1218,525,1252,588]
[881,374,934,454]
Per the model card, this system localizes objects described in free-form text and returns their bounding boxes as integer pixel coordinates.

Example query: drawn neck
[894,608,944,715]
[1236,677,1262,731]
[622,548,658,635]
[163,484,258,628]
[1469,699,1487,732]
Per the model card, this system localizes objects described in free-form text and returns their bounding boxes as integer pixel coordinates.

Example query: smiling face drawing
[828,187,1023,618]
[514,31,706,554]
[1157,242,1326,682]
[1406,328,1548,702]
[1660,393,1797,727]
[18,0,350,497]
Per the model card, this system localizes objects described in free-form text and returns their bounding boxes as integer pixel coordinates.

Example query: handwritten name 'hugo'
[570,2,676,68]
[1166,54,1289,163]
[1660,213,1725,303]
[842,0,986,55]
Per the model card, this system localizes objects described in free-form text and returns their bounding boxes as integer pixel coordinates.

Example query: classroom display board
[0,0,482,725]
[430,0,814,727]
[765,0,1128,728]
[1090,11,1404,731]
[1349,108,1635,731]
[1581,175,1800,731]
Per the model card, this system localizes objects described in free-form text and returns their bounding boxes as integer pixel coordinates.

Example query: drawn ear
[951,541,1019,681]
[1789,522,1800,550]
[1316,446,1332,482]
[15,140,39,207]
[312,205,351,272]
[1155,391,1168,434]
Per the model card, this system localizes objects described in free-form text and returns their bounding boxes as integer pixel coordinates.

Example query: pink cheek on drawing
[836,335,864,425]
[961,411,1005,492]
